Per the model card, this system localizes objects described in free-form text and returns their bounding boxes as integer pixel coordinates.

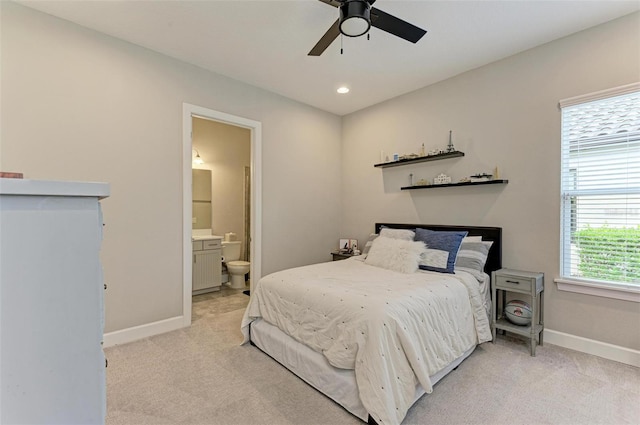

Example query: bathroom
[191,116,251,314]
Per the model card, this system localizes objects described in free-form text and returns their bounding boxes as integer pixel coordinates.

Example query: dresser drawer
[192,241,204,251]
[495,274,533,291]
[203,239,221,249]
[494,268,543,293]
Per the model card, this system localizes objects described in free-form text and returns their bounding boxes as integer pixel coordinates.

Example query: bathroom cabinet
[0,178,109,424]
[192,237,222,294]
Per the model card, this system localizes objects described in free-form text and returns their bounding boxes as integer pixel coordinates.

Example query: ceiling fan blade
[318,0,341,8]
[370,7,426,43]
[317,0,376,7]
[308,19,340,56]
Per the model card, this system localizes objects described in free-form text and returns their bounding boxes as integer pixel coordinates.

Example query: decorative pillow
[455,241,493,281]
[379,227,415,241]
[421,249,450,269]
[414,228,468,274]
[462,236,482,243]
[364,236,426,274]
[361,233,379,257]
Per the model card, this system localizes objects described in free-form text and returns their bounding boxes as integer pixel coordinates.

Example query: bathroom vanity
[192,235,222,294]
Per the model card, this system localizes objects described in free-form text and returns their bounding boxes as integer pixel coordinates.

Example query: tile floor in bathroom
[191,282,250,323]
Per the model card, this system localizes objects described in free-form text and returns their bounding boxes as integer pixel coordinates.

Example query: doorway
[182,104,262,327]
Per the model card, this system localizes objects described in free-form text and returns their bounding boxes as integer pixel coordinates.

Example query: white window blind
[560,86,640,288]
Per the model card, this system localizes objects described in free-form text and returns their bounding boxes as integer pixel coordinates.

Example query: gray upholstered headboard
[375,223,502,275]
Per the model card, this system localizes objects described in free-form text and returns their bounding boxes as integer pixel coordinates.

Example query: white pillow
[361,233,379,258]
[364,236,426,273]
[379,228,415,241]
[422,248,450,269]
[462,236,483,242]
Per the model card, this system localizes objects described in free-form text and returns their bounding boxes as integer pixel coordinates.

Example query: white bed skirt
[250,318,476,422]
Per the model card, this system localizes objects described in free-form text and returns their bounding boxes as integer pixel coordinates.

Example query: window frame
[555,83,640,303]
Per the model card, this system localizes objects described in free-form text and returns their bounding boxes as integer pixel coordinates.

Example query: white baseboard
[544,329,640,367]
[103,315,186,348]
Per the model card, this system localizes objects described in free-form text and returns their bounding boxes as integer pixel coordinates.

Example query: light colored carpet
[106,291,640,425]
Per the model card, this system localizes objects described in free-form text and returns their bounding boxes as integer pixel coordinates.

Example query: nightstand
[491,268,544,356]
[331,251,354,261]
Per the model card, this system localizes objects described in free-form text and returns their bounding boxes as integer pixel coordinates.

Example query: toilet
[221,241,250,289]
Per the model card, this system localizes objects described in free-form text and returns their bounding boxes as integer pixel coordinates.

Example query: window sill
[555,278,640,303]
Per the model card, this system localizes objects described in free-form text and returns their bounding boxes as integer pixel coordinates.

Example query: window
[559,83,640,299]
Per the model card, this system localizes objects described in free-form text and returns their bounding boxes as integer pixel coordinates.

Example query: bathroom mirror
[192,169,212,229]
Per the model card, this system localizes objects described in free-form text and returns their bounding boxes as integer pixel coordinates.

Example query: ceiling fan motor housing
[308,0,426,56]
[339,0,371,37]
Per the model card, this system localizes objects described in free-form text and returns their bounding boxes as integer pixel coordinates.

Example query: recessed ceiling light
[337,86,350,94]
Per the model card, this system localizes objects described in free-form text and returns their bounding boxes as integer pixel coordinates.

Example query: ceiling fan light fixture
[339,0,371,37]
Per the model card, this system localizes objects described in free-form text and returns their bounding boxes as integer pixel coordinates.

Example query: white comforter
[241,258,492,425]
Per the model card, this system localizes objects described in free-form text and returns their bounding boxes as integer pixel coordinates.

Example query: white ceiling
[17,0,640,116]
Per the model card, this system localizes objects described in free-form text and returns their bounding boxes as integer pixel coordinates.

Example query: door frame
[182,103,262,326]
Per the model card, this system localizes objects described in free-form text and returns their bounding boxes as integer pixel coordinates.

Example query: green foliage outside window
[575,225,640,284]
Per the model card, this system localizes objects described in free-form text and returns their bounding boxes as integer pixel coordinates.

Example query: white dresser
[0,178,109,424]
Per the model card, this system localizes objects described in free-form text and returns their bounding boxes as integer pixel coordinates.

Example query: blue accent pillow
[414,228,468,273]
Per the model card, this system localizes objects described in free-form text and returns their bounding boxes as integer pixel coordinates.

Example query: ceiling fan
[308,0,427,56]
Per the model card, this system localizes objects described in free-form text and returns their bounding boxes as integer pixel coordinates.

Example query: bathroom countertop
[191,235,223,241]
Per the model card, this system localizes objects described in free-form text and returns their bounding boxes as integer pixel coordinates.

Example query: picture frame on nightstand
[338,238,358,252]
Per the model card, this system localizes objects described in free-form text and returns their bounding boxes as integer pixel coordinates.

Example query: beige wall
[341,12,640,350]
[2,2,638,351]
[0,2,342,333]
[192,118,251,260]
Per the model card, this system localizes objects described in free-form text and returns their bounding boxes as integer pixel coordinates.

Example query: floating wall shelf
[374,151,464,168]
[401,179,509,191]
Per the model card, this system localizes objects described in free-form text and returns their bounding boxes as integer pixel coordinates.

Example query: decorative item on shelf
[493,166,500,179]
[0,172,24,179]
[409,173,414,186]
[433,173,452,185]
[447,130,455,153]
[393,153,399,161]
[470,173,493,182]
[420,143,426,157]
[373,149,464,168]
[505,300,532,326]
[416,178,429,186]
[458,177,471,183]
[400,154,419,160]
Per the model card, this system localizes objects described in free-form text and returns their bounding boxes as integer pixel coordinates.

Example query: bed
[241,223,502,425]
